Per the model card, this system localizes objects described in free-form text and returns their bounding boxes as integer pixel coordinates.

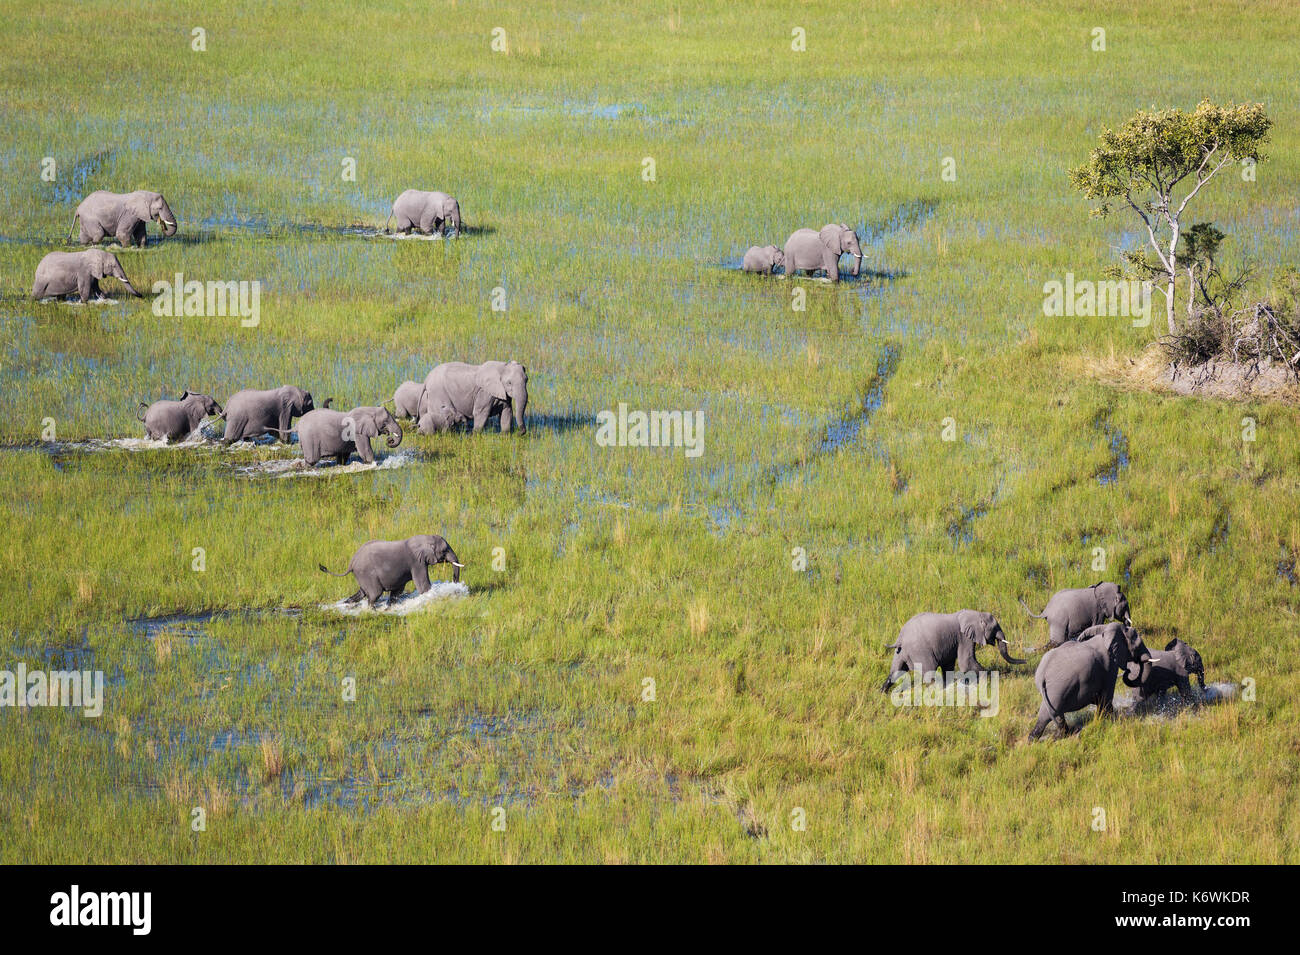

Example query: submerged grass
[1,0,1299,862]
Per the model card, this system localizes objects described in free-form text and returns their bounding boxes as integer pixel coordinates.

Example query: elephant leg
[499,405,514,433]
[343,588,364,605]
[356,443,374,464]
[1028,704,1055,741]
[419,211,437,234]
[116,224,136,247]
[336,452,349,466]
[823,250,840,281]
[1049,621,1066,646]
[881,656,908,693]
[77,273,93,303]
[80,223,103,244]
[412,562,431,595]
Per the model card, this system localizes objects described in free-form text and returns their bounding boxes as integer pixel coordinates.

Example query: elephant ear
[1164,638,1179,652]
[955,612,979,649]
[354,414,378,440]
[478,367,508,401]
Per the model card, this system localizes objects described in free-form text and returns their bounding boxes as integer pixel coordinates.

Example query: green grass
[1,0,1298,863]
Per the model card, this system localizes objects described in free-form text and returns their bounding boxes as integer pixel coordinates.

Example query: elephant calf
[297,405,402,466]
[1136,638,1205,703]
[386,189,462,236]
[392,380,424,421]
[221,385,316,444]
[320,534,464,608]
[32,249,140,303]
[136,391,224,442]
[1020,581,1133,648]
[1029,622,1157,740]
[882,610,1025,692]
[741,245,785,274]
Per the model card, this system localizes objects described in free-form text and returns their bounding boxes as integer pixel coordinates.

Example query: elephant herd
[742,223,866,280]
[29,186,465,302]
[136,357,528,460]
[882,582,1210,740]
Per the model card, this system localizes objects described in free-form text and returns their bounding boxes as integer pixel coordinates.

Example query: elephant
[136,391,224,442]
[417,360,528,435]
[392,380,424,421]
[1136,638,1205,703]
[741,245,785,274]
[68,190,177,247]
[783,223,864,281]
[1028,622,1157,740]
[385,189,462,236]
[319,534,464,608]
[297,406,402,466]
[1019,581,1133,648]
[881,610,1025,692]
[220,386,316,444]
[32,249,141,302]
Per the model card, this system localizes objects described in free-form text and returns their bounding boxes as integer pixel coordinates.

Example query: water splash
[322,581,469,616]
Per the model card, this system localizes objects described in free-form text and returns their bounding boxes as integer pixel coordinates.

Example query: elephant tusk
[451,562,465,568]
[1146,655,1161,663]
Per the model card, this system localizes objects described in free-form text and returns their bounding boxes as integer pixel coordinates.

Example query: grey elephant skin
[418,360,528,434]
[320,534,464,607]
[783,224,864,281]
[392,380,424,421]
[742,245,784,274]
[70,190,177,247]
[220,386,315,444]
[136,391,223,442]
[386,189,462,236]
[882,610,1025,691]
[1029,622,1155,740]
[32,249,140,302]
[1137,638,1205,703]
[1020,581,1132,647]
[297,406,402,466]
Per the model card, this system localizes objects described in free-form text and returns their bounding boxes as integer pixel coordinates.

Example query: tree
[1069,101,1270,335]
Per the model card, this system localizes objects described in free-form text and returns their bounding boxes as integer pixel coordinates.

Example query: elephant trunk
[384,421,402,448]
[512,390,527,433]
[1122,657,1150,689]
[445,548,463,583]
[996,637,1026,665]
[852,253,862,277]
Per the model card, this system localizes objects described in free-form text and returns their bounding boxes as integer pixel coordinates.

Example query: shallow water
[322,581,469,616]
[232,449,420,478]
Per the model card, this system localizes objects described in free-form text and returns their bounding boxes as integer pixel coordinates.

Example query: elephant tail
[884,641,900,651]
[1018,596,1046,619]
[135,401,148,422]
[383,211,393,234]
[318,562,354,578]
[66,213,80,244]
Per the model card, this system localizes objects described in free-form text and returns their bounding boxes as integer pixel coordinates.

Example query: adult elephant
[32,249,141,302]
[881,610,1025,692]
[783,223,864,281]
[297,405,402,466]
[417,360,528,434]
[319,534,464,608]
[136,391,224,442]
[392,380,424,421]
[385,189,462,236]
[220,385,316,444]
[69,190,178,247]
[1029,622,1157,740]
[1019,581,1133,648]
